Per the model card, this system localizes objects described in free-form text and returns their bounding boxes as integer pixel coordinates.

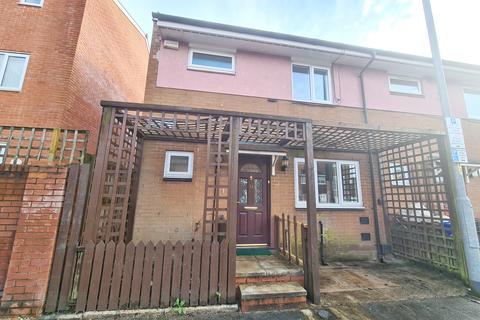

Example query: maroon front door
[237,155,269,245]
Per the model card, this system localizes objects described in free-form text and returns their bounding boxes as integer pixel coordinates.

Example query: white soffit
[157,21,480,81]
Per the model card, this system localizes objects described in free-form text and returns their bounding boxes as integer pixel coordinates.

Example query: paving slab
[236,255,303,278]
[239,281,306,300]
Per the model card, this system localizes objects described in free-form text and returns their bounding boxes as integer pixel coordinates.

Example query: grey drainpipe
[359,52,385,262]
[359,51,376,124]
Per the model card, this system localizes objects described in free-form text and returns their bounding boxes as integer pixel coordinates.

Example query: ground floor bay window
[294,158,363,209]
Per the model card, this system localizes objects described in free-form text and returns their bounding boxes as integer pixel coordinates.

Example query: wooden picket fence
[73,239,236,312]
[274,214,306,267]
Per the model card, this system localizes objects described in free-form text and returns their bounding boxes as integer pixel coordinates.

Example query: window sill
[0,87,22,92]
[187,66,235,75]
[163,177,193,182]
[292,100,336,107]
[295,206,366,211]
[18,2,43,7]
[389,91,424,98]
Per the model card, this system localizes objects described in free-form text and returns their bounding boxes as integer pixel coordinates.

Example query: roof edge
[152,12,480,71]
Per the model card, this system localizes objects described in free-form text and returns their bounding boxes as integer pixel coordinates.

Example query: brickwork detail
[0,167,67,316]
[0,174,26,291]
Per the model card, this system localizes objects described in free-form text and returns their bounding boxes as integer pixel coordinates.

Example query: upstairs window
[294,158,362,208]
[19,0,44,7]
[0,52,29,92]
[188,48,235,74]
[163,151,194,180]
[464,89,480,119]
[292,64,331,103]
[388,76,422,95]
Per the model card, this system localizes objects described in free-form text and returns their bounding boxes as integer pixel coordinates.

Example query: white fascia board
[157,20,480,76]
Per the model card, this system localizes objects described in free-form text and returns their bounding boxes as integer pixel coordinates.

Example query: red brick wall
[66,0,149,152]
[0,0,86,128]
[133,140,387,261]
[0,167,67,316]
[0,0,149,153]
[0,174,26,291]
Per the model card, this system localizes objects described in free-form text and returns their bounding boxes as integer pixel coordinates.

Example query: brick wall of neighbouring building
[0,173,27,291]
[133,140,387,261]
[0,0,149,153]
[0,167,67,317]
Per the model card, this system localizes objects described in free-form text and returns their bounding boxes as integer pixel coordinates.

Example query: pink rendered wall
[156,42,292,100]
[362,68,467,117]
[155,42,469,118]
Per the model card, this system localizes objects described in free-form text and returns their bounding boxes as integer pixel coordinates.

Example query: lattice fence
[378,137,458,271]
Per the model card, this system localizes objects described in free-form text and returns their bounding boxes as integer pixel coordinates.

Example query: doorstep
[236,255,304,286]
[239,281,307,312]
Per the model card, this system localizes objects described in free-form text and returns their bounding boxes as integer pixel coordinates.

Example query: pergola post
[83,107,113,243]
[227,116,241,303]
[303,122,321,304]
[227,116,241,243]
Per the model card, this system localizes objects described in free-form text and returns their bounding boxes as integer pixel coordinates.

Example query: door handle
[244,206,258,210]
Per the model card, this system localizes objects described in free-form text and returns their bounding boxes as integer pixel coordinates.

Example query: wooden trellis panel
[378,137,459,272]
[85,109,143,243]
[0,126,88,167]
[202,116,231,242]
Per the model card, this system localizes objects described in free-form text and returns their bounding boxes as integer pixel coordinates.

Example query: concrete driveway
[58,259,480,320]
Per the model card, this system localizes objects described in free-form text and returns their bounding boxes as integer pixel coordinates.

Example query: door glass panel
[254,178,262,205]
[240,163,262,173]
[239,178,248,204]
[316,161,339,204]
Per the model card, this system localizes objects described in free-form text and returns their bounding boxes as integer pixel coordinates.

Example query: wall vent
[163,40,179,50]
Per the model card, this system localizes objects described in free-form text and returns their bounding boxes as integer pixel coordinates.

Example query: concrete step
[239,281,307,312]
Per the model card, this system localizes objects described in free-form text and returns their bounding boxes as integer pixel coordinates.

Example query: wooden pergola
[82,101,444,303]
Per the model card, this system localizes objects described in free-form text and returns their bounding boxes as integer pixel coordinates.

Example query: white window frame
[294,158,363,209]
[188,48,235,74]
[19,0,44,7]
[388,75,423,95]
[0,52,30,92]
[291,63,332,104]
[463,88,480,120]
[0,142,6,165]
[163,151,194,179]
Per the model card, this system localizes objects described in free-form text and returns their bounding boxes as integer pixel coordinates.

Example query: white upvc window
[188,48,235,74]
[388,75,422,95]
[292,64,332,103]
[0,52,29,92]
[0,142,6,165]
[294,158,363,209]
[464,89,480,120]
[19,0,44,7]
[163,151,194,180]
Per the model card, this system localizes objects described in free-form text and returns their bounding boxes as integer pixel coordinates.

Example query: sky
[118,0,480,65]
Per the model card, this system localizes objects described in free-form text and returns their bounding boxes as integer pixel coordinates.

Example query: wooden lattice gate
[377,137,460,272]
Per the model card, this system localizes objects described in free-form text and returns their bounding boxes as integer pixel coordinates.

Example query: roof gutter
[155,19,480,75]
